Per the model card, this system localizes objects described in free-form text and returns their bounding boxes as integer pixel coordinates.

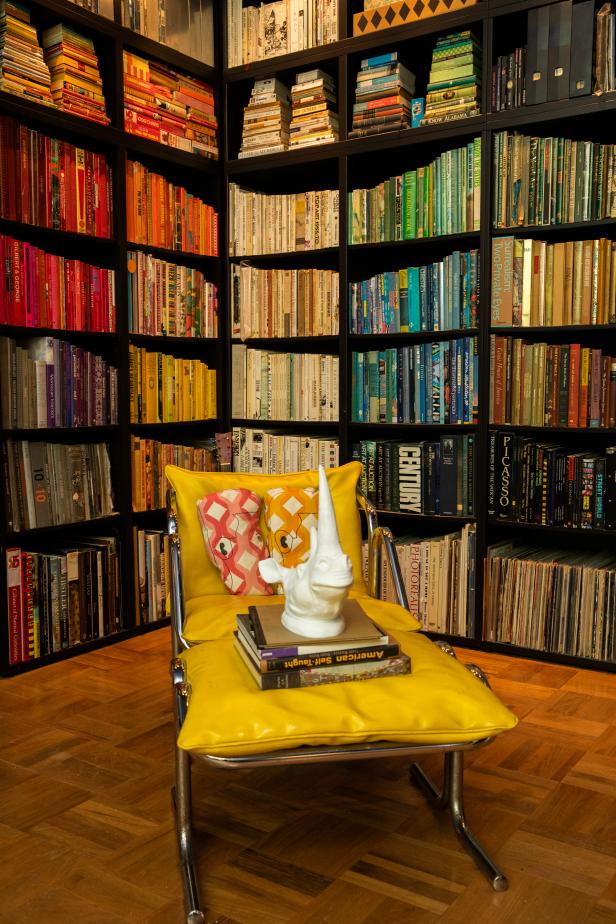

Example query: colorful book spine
[127,252,218,338]
[231,428,339,473]
[128,347,217,423]
[131,436,220,511]
[134,528,169,625]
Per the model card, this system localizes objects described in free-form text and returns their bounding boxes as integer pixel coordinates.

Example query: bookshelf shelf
[6,514,122,541]
[349,423,478,432]
[3,426,120,438]
[226,144,343,174]
[429,634,616,674]
[0,90,117,144]
[228,248,339,264]
[348,232,480,253]
[344,116,484,154]
[232,419,339,431]
[487,92,616,128]
[130,420,222,431]
[230,336,339,348]
[349,329,478,344]
[492,218,616,237]
[377,510,476,525]
[129,334,221,346]
[490,425,616,434]
[0,326,117,341]
[123,135,219,175]
[0,219,115,249]
[489,325,616,334]
[126,242,219,266]
[487,518,615,536]
[131,507,166,520]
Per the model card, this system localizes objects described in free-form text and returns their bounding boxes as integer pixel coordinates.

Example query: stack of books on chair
[349,51,416,138]
[234,599,411,690]
[238,77,291,158]
[0,0,53,107]
[289,69,339,148]
[42,25,110,125]
[422,31,481,126]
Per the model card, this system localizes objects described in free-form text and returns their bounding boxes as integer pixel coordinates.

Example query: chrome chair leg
[173,746,206,923]
[411,751,508,891]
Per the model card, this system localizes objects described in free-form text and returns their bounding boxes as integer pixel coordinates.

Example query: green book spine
[493,132,501,227]
[401,172,408,239]
[383,178,391,242]
[417,167,424,238]
[423,163,430,237]
[388,175,396,242]
[409,170,417,239]
[348,190,354,244]
[473,136,481,231]
[528,136,538,225]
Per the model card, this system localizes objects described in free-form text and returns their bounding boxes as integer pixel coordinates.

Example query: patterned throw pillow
[263,487,318,568]
[197,489,272,595]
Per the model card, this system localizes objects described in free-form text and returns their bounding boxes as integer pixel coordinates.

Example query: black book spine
[548,1,572,102]
[594,456,606,529]
[526,5,550,105]
[570,0,595,97]
[605,447,616,529]
[488,430,497,517]
[496,430,515,519]
[439,436,458,516]
[376,441,385,509]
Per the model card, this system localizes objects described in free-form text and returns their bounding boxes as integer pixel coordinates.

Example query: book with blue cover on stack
[349,51,416,137]
[422,31,481,126]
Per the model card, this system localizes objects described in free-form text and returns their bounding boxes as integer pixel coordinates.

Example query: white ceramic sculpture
[258,465,354,638]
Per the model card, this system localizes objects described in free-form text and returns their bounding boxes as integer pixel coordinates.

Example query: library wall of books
[1,0,616,677]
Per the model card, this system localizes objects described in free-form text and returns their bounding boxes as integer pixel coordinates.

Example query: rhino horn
[317,465,344,552]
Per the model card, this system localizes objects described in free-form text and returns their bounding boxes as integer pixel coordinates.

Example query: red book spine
[21,551,35,661]
[590,349,602,427]
[567,343,580,427]
[19,124,29,223]
[85,150,94,236]
[12,238,25,325]
[6,548,23,665]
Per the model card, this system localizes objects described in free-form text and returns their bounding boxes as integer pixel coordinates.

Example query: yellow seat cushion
[178,629,518,757]
[183,590,422,643]
[166,462,365,603]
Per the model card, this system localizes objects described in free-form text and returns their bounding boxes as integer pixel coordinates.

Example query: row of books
[484,543,616,662]
[44,24,110,125]
[126,161,219,256]
[491,237,616,328]
[127,251,218,339]
[353,436,475,517]
[6,536,121,665]
[493,132,616,228]
[121,0,212,64]
[491,337,616,429]
[231,427,339,473]
[352,339,479,425]
[128,347,217,423]
[377,524,477,637]
[0,116,113,237]
[0,235,116,331]
[123,52,217,159]
[231,346,339,422]
[491,47,526,112]
[227,0,338,67]
[230,265,339,339]
[0,337,118,429]
[3,440,114,532]
[131,436,219,512]
[348,140,482,244]
[349,51,416,138]
[229,184,339,255]
[489,432,616,530]
[121,0,165,42]
[134,528,168,625]
[349,250,480,335]
[422,31,481,127]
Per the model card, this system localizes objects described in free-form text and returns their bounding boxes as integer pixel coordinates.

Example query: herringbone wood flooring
[1,630,616,923]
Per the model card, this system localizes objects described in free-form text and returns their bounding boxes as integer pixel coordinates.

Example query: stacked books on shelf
[352,339,479,424]
[489,432,616,529]
[6,535,121,665]
[127,252,218,338]
[131,436,219,511]
[3,440,115,531]
[230,265,339,339]
[349,140,482,243]
[492,236,616,327]
[493,132,616,227]
[422,31,481,126]
[231,347,339,422]
[0,235,116,331]
[490,336,616,428]
[0,0,53,107]
[492,46,526,111]
[353,437,475,516]
[134,528,168,625]
[128,347,217,423]
[234,599,411,690]
[238,77,291,158]
[42,25,110,125]
[349,250,479,334]
[289,69,338,147]
[349,51,416,138]
[229,184,339,255]
[126,161,218,255]
[232,428,339,473]
[227,0,338,67]
[0,117,113,236]
[377,524,477,637]
[0,337,118,428]
[484,543,616,661]
[123,53,218,159]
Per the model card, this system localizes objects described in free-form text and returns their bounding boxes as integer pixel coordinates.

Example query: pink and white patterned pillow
[196,488,272,596]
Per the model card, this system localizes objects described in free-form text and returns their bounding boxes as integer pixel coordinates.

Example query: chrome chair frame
[167,488,508,923]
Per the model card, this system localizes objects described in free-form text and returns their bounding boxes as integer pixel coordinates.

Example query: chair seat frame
[167,489,508,923]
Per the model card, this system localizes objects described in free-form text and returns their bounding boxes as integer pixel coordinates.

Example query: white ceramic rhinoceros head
[258,465,353,638]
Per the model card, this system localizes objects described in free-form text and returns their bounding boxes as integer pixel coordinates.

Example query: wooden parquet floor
[1,630,616,924]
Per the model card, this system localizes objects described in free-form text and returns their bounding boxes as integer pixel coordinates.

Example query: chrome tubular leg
[410,754,452,810]
[448,751,508,892]
[174,746,206,923]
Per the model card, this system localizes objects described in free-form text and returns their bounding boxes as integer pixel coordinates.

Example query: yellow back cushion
[165,462,364,602]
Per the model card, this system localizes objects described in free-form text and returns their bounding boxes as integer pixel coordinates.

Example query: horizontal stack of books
[234,599,411,690]
[422,31,481,126]
[0,0,53,106]
[289,69,338,148]
[350,51,416,137]
[238,77,291,158]
[42,25,110,124]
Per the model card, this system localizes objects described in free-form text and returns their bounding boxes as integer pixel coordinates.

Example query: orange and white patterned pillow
[263,486,318,568]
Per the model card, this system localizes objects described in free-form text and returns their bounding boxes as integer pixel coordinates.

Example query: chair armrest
[167,488,189,655]
[369,525,410,612]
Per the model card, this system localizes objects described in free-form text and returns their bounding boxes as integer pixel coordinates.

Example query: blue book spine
[383,272,390,332]
[399,269,408,332]
[456,338,463,423]
[463,338,471,423]
[409,267,420,331]
[432,342,440,423]
[451,340,458,425]
[419,266,428,331]
[417,344,425,423]
[472,340,478,420]
[452,251,461,330]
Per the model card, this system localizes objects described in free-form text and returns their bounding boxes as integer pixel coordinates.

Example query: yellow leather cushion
[183,590,422,643]
[166,462,365,603]
[178,630,517,757]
